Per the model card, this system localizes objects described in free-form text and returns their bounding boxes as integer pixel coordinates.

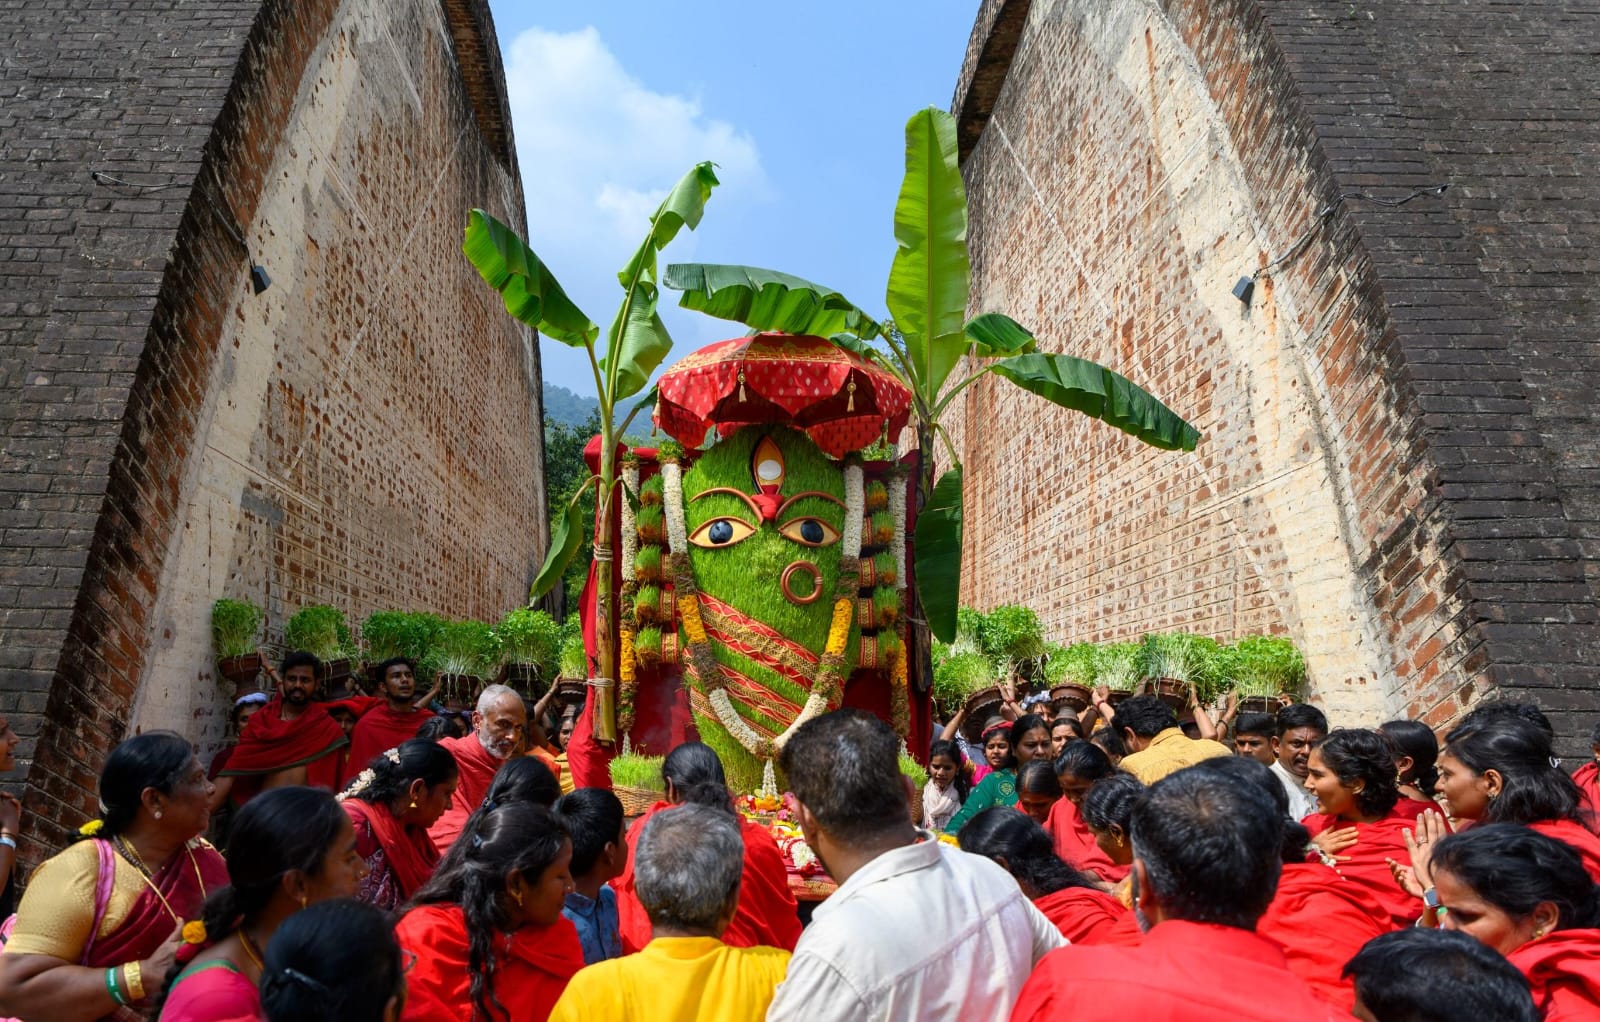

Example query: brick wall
[950,0,1600,754]
[0,0,545,861]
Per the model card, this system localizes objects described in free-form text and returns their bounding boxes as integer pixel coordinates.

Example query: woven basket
[615,785,664,817]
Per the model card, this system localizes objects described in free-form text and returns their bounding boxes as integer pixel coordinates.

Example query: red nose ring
[781,561,823,605]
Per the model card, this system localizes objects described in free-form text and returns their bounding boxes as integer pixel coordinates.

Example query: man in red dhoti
[342,658,432,786]
[1011,767,1345,1022]
[218,651,347,803]
[427,684,527,851]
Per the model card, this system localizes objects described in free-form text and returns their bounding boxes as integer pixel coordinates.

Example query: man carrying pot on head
[427,684,528,849]
[218,651,347,804]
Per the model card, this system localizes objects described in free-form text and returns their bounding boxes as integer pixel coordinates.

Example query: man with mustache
[341,657,432,786]
[218,651,347,802]
[1271,704,1327,821]
[427,684,527,849]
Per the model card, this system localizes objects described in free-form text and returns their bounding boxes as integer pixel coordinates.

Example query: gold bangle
[122,962,145,1002]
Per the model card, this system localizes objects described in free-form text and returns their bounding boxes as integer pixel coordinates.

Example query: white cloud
[500,26,769,392]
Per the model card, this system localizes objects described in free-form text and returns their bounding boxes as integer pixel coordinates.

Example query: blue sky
[485,2,979,397]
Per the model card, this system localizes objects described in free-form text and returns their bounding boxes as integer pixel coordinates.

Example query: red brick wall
[950,0,1600,752]
[3,0,544,862]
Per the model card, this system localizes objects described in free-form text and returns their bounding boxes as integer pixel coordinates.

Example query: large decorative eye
[779,517,839,548]
[689,517,756,549]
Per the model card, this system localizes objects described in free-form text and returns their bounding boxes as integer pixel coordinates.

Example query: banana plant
[662,108,1199,650]
[463,162,719,742]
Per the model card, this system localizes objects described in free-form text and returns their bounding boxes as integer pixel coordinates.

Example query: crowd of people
[0,650,1597,1021]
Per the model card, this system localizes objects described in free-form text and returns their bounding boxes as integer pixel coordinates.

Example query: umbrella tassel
[847,379,856,412]
[738,370,746,403]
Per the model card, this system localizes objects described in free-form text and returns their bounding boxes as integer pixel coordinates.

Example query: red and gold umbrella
[654,333,911,458]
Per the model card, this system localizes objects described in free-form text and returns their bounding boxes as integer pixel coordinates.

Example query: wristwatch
[1422,887,1441,911]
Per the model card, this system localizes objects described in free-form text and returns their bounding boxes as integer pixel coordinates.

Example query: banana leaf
[605,162,719,401]
[462,209,598,346]
[990,353,1201,451]
[914,467,965,642]
[886,108,970,406]
[663,263,882,340]
[964,312,1039,357]
[532,481,592,599]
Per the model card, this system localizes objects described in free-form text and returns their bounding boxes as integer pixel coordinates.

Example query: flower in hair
[181,921,207,945]
[384,748,401,765]
[78,819,103,837]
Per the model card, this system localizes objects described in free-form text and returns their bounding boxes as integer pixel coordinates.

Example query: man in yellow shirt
[548,803,790,1021]
[1112,696,1232,784]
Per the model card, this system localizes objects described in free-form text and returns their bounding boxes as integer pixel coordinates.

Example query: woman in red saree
[338,739,459,910]
[396,802,584,1022]
[0,732,229,1021]
[158,787,367,1020]
[1417,824,1600,1021]
[1301,728,1426,929]
[614,743,801,954]
[1047,740,1131,885]
[958,807,1140,946]
[1432,713,1600,881]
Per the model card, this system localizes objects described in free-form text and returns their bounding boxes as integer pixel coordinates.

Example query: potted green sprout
[978,605,1047,686]
[609,753,665,815]
[1042,642,1098,713]
[1141,632,1223,709]
[1228,636,1307,712]
[212,598,264,691]
[284,605,356,685]
[495,607,563,697]
[361,612,445,690]
[1094,642,1146,705]
[424,619,498,709]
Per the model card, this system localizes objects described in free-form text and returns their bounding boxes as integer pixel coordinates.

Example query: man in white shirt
[766,709,1064,1022]
[1270,703,1328,820]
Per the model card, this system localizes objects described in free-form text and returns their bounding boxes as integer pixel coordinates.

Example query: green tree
[464,162,719,743]
[663,107,1200,648]
[542,411,600,621]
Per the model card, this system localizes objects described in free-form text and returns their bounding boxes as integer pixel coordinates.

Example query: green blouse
[943,768,1017,834]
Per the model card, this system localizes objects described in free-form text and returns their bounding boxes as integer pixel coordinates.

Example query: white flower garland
[620,460,640,582]
[888,468,908,591]
[842,461,864,557]
[661,459,687,555]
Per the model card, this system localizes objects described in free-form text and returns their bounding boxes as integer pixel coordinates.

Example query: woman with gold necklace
[155,786,366,1020]
[0,732,229,1020]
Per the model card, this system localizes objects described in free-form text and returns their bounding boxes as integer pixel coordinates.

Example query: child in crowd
[923,739,970,832]
[975,718,1012,783]
[555,788,628,965]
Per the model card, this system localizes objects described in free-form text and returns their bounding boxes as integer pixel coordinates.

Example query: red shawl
[1508,929,1600,1022]
[1303,810,1422,929]
[427,734,504,853]
[87,841,229,967]
[342,799,439,899]
[1528,818,1600,884]
[1034,886,1142,946]
[1257,861,1391,1011]
[1045,798,1131,883]
[395,903,583,1022]
[1391,797,1436,822]
[1575,762,1600,833]
[342,703,429,786]
[616,803,803,953]
[219,696,346,796]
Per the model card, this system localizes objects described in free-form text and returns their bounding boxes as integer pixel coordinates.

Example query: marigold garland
[617,627,637,734]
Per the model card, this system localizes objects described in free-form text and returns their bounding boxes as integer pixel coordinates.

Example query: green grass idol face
[680,427,851,788]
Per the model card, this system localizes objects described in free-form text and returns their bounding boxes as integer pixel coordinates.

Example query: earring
[407,800,418,810]
[153,811,162,820]
[511,889,523,906]
[1114,834,1124,848]
[299,895,307,909]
